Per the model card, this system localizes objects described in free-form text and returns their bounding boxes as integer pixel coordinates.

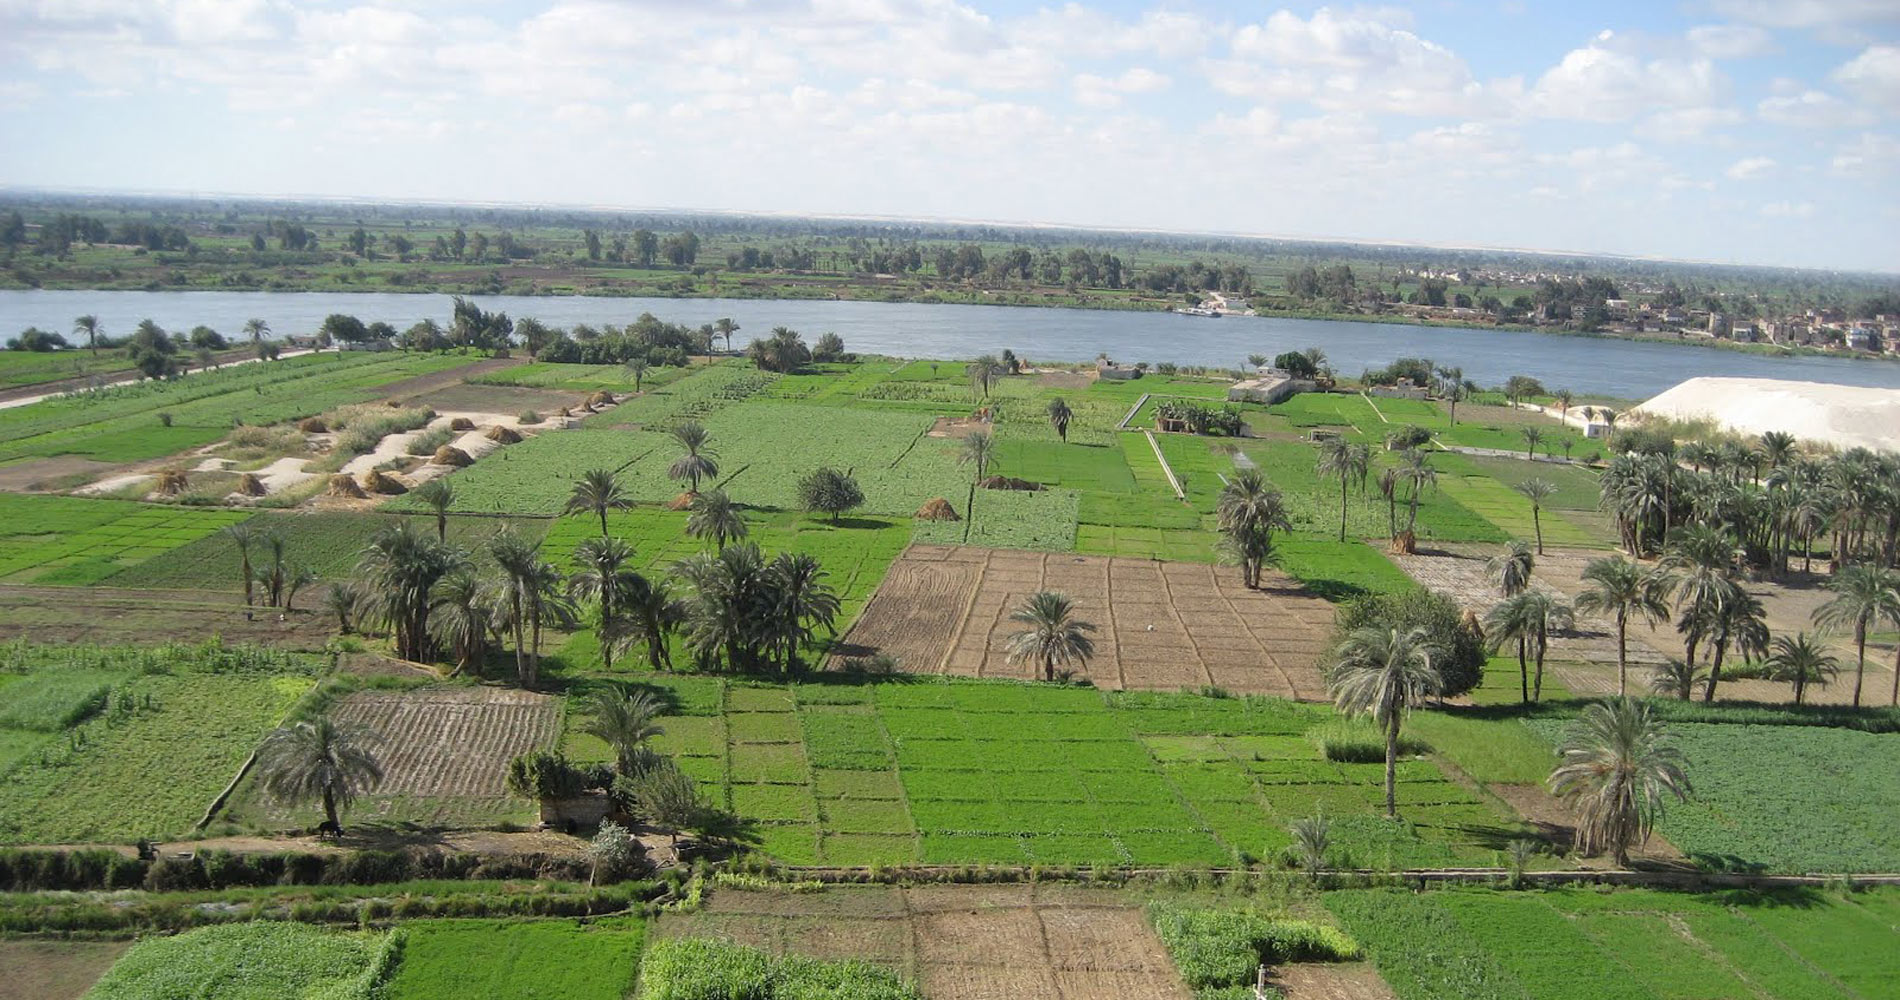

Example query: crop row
[0,495,251,585]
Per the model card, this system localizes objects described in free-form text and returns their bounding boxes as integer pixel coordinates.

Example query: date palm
[243,317,269,348]
[256,717,384,834]
[223,522,258,611]
[1216,469,1292,589]
[564,468,632,537]
[1575,555,1671,696]
[1004,591,1097,682]
[1515,478,1559,554]
[356,520,460,662]
[428,568,496,676]
[1764,632,1840,706]
[1316,438,1370,542]
[1485,589,1573,703]
[768,551,841,674]
[1760,430,1797,471]
[412,478,454,543]
[667,422,718,495]
[1549,698,1690,868]
[584,688,664,776]
[1047,397,1073,443]
[1648,657,1704,700]
[1520,426,1544,460]
[490,527,571,686]
[1658,525,1743,672]
[73,314,102,356]
[686,489,747,551]
[623,357,649,392]
[1812,564,1900,707]
[1398,448,1436,535]
[609,573,684,672]
[1698,587,1768,702]
[569,536,637,669]
[959,429,995,482]
[1487,539,1536,597]
[675,542,772,671]
[1328,625,1442,819]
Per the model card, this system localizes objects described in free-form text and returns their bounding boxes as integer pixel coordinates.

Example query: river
[4,289,1897,400]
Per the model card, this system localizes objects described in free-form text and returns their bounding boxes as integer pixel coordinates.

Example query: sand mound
[979,475,1044,492]
[297,417,328,434]
[154,470,189,495]
[665,491,697,511]
[1632,377,1900,453]
[362,469,409,495]
[234,473,267,496]
[449,417,475,431]
[485,425,524,444]
[432,445,474,467]
[328,474,367,498]
[915,497,960,521]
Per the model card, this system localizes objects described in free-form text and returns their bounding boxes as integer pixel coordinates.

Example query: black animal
[315,820,343,840]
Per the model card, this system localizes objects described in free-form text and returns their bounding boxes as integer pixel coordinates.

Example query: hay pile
[485,425,524,444]
[362,469,409,495]
[432,445,474,467]
[915,497,960,521]
[327,474,368,498]
[557,406,572,418]
[978,475,1044,492]
[664,492,696,511]
[155,470,189,495]
[235,473,267,497]
[297,417,328,434]
[587,391,616,407]
[449,417,475,431]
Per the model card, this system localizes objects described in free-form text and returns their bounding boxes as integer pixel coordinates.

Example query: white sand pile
[255,457,319,493]
[192,457,234,473]
[1633,377,1900,453]
[75,473,153,496]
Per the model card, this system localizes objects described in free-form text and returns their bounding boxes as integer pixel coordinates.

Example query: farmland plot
[109,511,528,590]
[396,428,671,515]
[83,923,393,1000]
[0,495,250,586]
[383,918,646,1000]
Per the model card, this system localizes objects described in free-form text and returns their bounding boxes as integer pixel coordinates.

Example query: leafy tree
[797,467,864,524]
[1765,632,1840,706]
[1316,439,1370,542]
[128,319,178,379]
[1273,350,1319,379]
[188,325,226,351]
[1811,564,1900,707]
[1549,699,1690,867]
[1575,555,1671,696]
[1515,479,1559,554]
[565,468,633,537]
[1328,626,1442,818]
[587,818,637,885]
[1046,398,1073,443]
[319,313,370,345]
[668,422,719,494]
[1216,469,1292,589]
[256,718,384,833]
[585,688,664,776]
[1333,589,1485,697]
[618,759,703,846]
[1003,591,1097,682]
[686,489,747,551]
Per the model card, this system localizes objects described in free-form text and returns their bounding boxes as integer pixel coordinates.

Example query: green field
[0,494,253,586]
[84,922,395,1000]
[384,918,645,1000]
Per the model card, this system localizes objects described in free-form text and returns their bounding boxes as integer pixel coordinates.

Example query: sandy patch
[0,456,119,492]
[73,472,152,496]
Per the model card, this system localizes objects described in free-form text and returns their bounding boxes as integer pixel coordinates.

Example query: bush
[506,749,594,800]
[1149,904,1360,995]
[1332,589,1485,697]
[1306,718,1429,762]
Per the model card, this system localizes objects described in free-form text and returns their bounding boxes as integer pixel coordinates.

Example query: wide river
[5,289,1899,399]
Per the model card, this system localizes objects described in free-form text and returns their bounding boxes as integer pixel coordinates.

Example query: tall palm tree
[713,317,738,353]
[675,542,772,671]
[1555,389,1574,422]
[1485,589,1574,703]
[1515,478,1559,554]
[1658,525,1743,672]
[1216,469,1292,589]
[1521,426,1544,460]
[1601,453,1671,556]
[1760,430,1797,471]
[584,688,664,775]
[613,573,683,672]
[564,468,632,537]
[966,355,1004,398]
[686,489,747,551]
[569,536,637,669]
[667,422,718,495]
[489,528,570,686]
[1548,699,1690,868]
[1328,625,1442,819]
[427,568,495,676]
[1047,397,1073,443]
[960,430,995,482]
[1698,588,1768,703]
[412,479,454,543]
[1398,448,1437,536]
[1575,555,1671,696]
[623,357,650,392]
[1377,467,1400,538]
[1764,632,1840,706]
[1487,539,1535,597]
[1437,365,1465,426]
[256,717,384,833]
[1812,564,1900,707]
[223,522,258,610]
[1004,591,1097,682]
[1316,438,1370,542]
[356,521,460,662]
[768,551,841,674]
[73,315,102,356]
[243,317,270,349]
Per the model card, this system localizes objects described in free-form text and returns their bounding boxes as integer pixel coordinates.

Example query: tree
[565,468,633,537]
[966,355,1004,398]
[1760,430,1797,470]
[1003,591,1097,682]
[255,718,384,834]
[1812,564,1900,707]
[1487,539,1535,597]
[797,467,864,524]
[1486,589,1573,703]
[128,319,178,379]
[1515,478,1559,554]
[623,357,649,391]
[1216,469,1292,589]
[319,313,371,345]
[1398,448,1437,538]
[1575,555,1671,696]
[619,759,704,847]
[608,573,684,672]
[1328,626,1442,819]
[585,688,664,776]
[812,332,846,362]
[766,551,840,674]
[490,528,569,686]
[1657,525,1743,673]
[1555,389,1574,421]
[412,479,454,543]
[712,317,739,353]
[1765,632,1840,706]
[959,430,995,482]
[73,314,102,356]
[1521,426,1545,460]
[1315,439,1370,542]
[686,489,747,550]
[1549,699,1690,867]
[569,536,636,669]
[1047,398,1073,443]
[223,522,259,611]
[668,422,719,495]
[428,569,495,676]
[357,521,460,662]
[587,818,637,886]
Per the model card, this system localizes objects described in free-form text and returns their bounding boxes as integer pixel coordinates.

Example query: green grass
[1235,439,1505,545]
[1273,535,1417,601]
[472,360,696,393]
[912,485,1079,551]
[1405,709,1556,786]
[637,936,920,1000]
[84,922,394,1000]
[383,918,645,1000]
[0,668,124,731]
[0,495,250,586]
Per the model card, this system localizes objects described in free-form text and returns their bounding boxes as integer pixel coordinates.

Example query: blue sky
[1,1,1896,272]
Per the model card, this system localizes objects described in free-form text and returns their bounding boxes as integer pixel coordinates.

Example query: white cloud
[1208,7,1505,116]
[1831,131,1900,174]
[1833,45,1900,111]
[1530,34,1726,122]
[1757,88,1876,127]
[1706,1,1900,29]
[1634,106,1745,141]
[1072,67,1170,108]
[1760,200,1815,218]
[1726,156,1777,179]
[1686,24,1773,59]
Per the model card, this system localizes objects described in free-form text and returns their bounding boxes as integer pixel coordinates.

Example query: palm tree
[1398,448,1437,537]
[73,315,102,356]
[569,536,636,669]
[1047,397,1073,443]
[564,468,632,537]
[686,489,747,550]
[1328,626,1442,819]
[960,430,995,482]
[1487,539,1536,597]
[1216,469,1292,589]
[1548,699,1690,867]
[1812,564,1900,707]
[412,479,454,543]
[223,522,258,611]
[1698,587,1768,703]
[713,317,739,353]
[1575,555,1671,696]
[1485,589,1573,703]
[1764,632,1840,706]
[243,317,270,349]
[255,717,384,834]
[1658,525,1743,672]
[1316,438,1370,542]
[667,422,718,495]
[584,688,664,775]
[675,542,773,671]
[767,551,841,674]
[1521,426,1544,461]
[613,573,683,672]
[623,357,650,392]
[1515,479,1559,554]
[1648,658,1704,700]
[1760,430,1797,471]
[1377,467,1400,538]
[1555,389,1574,422]
[428,568,495,676]
[1437,365,1465,426]
[356,520,460,662]
[1004,591,1097,682]
[489,528,570,686]
[966,355,1004,398]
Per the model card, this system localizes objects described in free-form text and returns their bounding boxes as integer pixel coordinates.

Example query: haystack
[235,473,267,497]
[558,406,572,418]
[327,474,368,499]
[1389,530,1417,555]
[297,417,328,434]
[361,469,409,495]
[665,492,697,511]
[979,475,1043,492]
[449,417,476,431]
[485,425,524,444]
[915,497,960,521]
[432,445,475,467]
[587,391,616,407]
[155,469,189,495]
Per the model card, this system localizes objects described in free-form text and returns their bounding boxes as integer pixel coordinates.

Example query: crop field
[656,884,1188,1000]
[471,359,697,393]
[226,687,560,830]
[83,922,394,1000]
[383,918,646,1000]
[0,940,128,1000]
[398,428,671,514]
[586,360,780,430]
[0,495,251,586]
[598,673,1522,868]
[107,511,527,590]
[841,546,1335,695]
[1327,885,1900,1000]
[912,485,1080,551]
[1235,438,1506,545]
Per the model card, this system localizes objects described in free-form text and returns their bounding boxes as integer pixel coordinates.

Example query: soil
[0,585,334,649]
[330,687,562,800]
[0,456,119,492]
[0,940,130,1000]
[1488,783,1685,866]
[926,416,991,440]
[1271,963,1400,1000]
[836,546,1335,697]
[1033,371,1094,390]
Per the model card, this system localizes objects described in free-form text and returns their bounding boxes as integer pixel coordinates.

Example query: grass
[912,485,1079,551]
[83,922,395,1000]
[637,936,920,1000]
[0,668,123,731]
[383,918,645,1000]
[0,495,252,586]
[108,511,532,589]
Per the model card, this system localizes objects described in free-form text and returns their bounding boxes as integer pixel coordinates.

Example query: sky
[1,1,1897,273]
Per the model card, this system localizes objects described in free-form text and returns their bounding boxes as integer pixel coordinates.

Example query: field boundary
[1117,393,1150,430]
[758,865,1900,890]
[1143,430,1185,499]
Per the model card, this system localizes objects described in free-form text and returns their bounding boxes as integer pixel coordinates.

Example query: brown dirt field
[0,456,119,492]
[659,883,1192,1000]
[333,687,560,800]
[1034,371,1094,390]
[0,585,334,650]
[836,546,1335,697]
[411,383,579,414]
[1488,783,1684,866]
[0,940,129,1000]
[1271,962,1400,1000]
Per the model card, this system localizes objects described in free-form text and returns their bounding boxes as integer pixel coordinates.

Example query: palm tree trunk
[436,512,446,544]
[1891,643,1899,707]
[1532,634,1547,702]
[322,786,338,830]
[1384,715,1398,819]
[1616,615,1628,697]
[599,509,609,537]
[1854,625,1867,707]
[1532,507,1543,555]
[1339,479,1348,543]
[1518,637,1529,704]
[512,594,527,685]
[1704,634,1726,702]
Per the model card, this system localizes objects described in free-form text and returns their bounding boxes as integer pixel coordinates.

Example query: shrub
[1306,718,1430,763]
[1149,904,1359,994]
[1332,588,1485,697]
[505,750,592,800]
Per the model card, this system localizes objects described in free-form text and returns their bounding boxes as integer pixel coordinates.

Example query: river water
[5,289,1897,399]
